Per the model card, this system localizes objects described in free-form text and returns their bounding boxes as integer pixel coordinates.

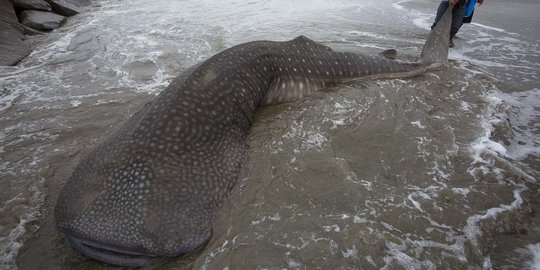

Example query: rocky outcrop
[0,0,90,66]
[45,0,81,16]
[0,29,32,66]
[0,0,31,66]
[9,0,51,11]
[20,10,66,30]
[1,0,25,34]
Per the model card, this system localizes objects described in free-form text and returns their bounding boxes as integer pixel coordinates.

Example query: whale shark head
[55,142,219,266]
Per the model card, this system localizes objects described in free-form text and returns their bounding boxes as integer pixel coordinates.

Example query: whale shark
[54,5,454,267]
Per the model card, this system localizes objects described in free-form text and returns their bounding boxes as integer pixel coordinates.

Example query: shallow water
[0,0,539,269]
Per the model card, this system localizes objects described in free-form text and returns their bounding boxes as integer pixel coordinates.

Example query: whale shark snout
[60,226,211,267]
[56,165,214,266]
[54,141,218,266]
[65,234,155,267]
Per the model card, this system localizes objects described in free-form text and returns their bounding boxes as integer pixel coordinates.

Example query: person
[431,0,485,48]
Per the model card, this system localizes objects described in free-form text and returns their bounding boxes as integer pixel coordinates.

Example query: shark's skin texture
[54,6,453,267]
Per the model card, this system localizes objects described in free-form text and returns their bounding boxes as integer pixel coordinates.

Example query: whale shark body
[54,5,453,267]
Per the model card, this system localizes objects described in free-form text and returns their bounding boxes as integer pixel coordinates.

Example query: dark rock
[45,0,81,16]
[20,10,66,30]
[0,26,31,65]
[8,0,51,11]
[0,0,25,34]
[0,0,30,65]
[22,24,47,35]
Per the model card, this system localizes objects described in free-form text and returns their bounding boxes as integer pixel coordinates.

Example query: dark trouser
[431,0,466,39]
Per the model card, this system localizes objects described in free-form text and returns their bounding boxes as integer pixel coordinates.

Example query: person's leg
[448,1,466,47]
[431,1,450,30]
[450,2,466,39]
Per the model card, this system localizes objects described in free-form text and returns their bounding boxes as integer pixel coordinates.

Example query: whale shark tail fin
[420,4,453,66]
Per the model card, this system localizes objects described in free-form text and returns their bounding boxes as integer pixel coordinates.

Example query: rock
[0,25,31,66]
[44,0,81,16]
[0,0,30,66]
[20,10,66,30]
[0,0,25,34]
[8,0,51,11]
[22,24,47,35]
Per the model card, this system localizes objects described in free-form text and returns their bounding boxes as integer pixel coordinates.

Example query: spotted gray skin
[54,6,453,267]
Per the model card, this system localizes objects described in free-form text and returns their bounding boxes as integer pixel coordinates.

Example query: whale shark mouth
[67,235,157,267]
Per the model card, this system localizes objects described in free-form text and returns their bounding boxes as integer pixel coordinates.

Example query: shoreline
[0,0,90,66]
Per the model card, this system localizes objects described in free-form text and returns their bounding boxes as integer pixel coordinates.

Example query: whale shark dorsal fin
[378,49,397,60]
[291,35,318,46]
[290,35,334,52]
[292,35,314,43]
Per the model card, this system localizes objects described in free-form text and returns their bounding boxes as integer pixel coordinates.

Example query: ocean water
[0,0,538,269]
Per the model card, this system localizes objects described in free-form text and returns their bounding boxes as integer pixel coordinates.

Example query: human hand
[477,0,484,5]
[448,0,458,5]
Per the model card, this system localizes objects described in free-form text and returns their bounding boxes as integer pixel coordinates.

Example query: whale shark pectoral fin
[261,76,327,105]
[378,49,397,60]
